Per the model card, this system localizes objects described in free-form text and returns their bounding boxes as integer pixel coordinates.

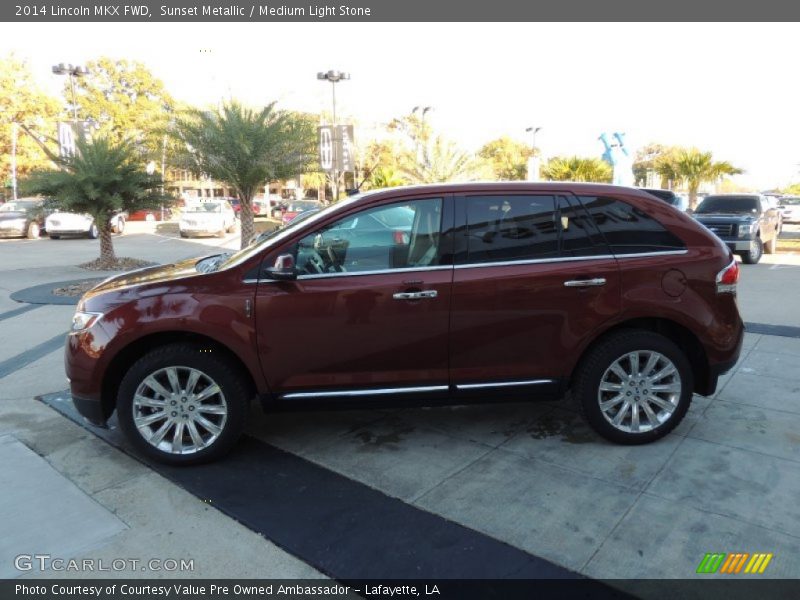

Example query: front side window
[294,198,442,275]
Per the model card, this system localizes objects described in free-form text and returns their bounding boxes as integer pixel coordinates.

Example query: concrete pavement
[1,228,799,588]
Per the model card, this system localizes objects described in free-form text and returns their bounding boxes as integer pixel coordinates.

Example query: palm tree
[542,156,613,182]
[23,135,166,269]
[400,136,474,184]
[659,148,743,209]
[176,102,316,248]
[367,166,407,189]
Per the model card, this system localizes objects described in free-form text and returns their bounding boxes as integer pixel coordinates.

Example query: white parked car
[45,210,126,239]
[778,197,800,223]
[179,201,237,238]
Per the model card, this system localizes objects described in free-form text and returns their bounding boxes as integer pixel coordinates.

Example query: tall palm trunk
[688,182,700,211]
[240,195,255,249]
[99,224,117,267]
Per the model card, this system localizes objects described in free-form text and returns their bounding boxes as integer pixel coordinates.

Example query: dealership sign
[318,125,354,172]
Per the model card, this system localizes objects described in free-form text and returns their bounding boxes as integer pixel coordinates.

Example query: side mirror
[265,253,297,281]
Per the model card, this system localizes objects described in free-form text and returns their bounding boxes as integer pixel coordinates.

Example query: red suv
[66,183,743,464]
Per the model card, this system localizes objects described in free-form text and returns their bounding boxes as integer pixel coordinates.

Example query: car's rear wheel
[87,223,99,239]
[117,343,249,465]
[26,222,40,239]
[574,330,693,444]
[741,236,762,264]
[764,234,776,255]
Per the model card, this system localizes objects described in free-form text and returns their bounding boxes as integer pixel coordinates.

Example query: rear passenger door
[449,192,621,393]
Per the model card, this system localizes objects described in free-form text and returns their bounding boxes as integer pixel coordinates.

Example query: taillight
[716,259,739,294]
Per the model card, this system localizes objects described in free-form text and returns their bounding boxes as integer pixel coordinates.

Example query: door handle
[563,277,606,288]
[393,290,438,300]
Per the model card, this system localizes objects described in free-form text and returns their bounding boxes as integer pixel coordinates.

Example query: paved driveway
[0,230,798,592]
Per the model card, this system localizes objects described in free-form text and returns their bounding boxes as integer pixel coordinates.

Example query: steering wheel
[326,245,346,272]
[304,250,326,274]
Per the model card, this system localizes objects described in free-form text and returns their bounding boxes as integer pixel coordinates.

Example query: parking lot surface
[1,224,799,592]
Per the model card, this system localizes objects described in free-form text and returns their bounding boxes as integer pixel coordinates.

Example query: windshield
[0,201,37,212]
[185,203,222,213]
[695,196,759,214]
[287,201,319,212]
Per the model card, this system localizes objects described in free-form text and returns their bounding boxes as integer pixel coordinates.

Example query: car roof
[359,181,654,200]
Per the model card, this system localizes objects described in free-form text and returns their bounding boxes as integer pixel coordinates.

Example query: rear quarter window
[578,196,686,254]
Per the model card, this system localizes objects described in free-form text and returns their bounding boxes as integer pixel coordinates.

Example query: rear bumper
[699,317,745,396]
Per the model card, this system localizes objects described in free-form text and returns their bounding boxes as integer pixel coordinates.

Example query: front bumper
[719,239,752,252]
[48,227,90,235]
[71,393,108,426]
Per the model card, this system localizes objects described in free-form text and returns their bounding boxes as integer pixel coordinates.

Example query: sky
[2,21,799,189]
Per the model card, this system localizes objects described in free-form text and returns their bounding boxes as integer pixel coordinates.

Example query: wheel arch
[569,317,711,396]
[100,331,258,421]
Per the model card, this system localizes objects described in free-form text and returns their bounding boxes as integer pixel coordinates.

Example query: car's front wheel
[574,330,693,444]
[117,343,249,465]
[87,223,99,239]
[26,222,40,239]
[741,237,762,264]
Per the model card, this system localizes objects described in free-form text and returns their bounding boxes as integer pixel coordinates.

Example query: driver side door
[255,195,453,397]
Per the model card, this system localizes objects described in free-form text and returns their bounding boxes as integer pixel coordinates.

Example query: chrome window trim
[297,265,453,281]
[456,379,555,390]
[246,250,688,283]
[453,249,687,270]
[281,385,448,400]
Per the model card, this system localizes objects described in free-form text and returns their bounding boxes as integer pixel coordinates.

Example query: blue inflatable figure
[599,132,634,186]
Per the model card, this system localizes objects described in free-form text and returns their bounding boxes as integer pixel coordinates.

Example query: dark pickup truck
[692,194,781,264]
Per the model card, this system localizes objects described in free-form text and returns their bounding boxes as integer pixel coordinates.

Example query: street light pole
[10,122,18,201]
[411,106,433,165]
[51,63,89,123]
[525,126,542,181]
[317,70,350,202]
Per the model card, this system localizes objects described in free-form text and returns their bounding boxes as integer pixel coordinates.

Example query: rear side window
[577,196,686,254]
[465,195,559,263]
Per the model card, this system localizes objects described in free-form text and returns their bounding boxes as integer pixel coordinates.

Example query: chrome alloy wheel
[597,351,681,434]
[132,366,228,455]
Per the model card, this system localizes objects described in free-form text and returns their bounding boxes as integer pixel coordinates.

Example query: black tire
[87,223,99,239]
[573,330,693,445]
[741,237,762,264]
[26,222,40,239]
[179,231,188,238]
[49,234,60,240]
[764,234,776,255]
[117,343,250,465]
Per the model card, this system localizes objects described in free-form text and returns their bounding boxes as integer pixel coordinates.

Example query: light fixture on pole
[317,69,350,201]
[51,63,89,123]
[525,126,542,181]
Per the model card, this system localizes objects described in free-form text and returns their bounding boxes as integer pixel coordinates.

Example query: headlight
[70,311,103,334]
[738,221,755,237]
